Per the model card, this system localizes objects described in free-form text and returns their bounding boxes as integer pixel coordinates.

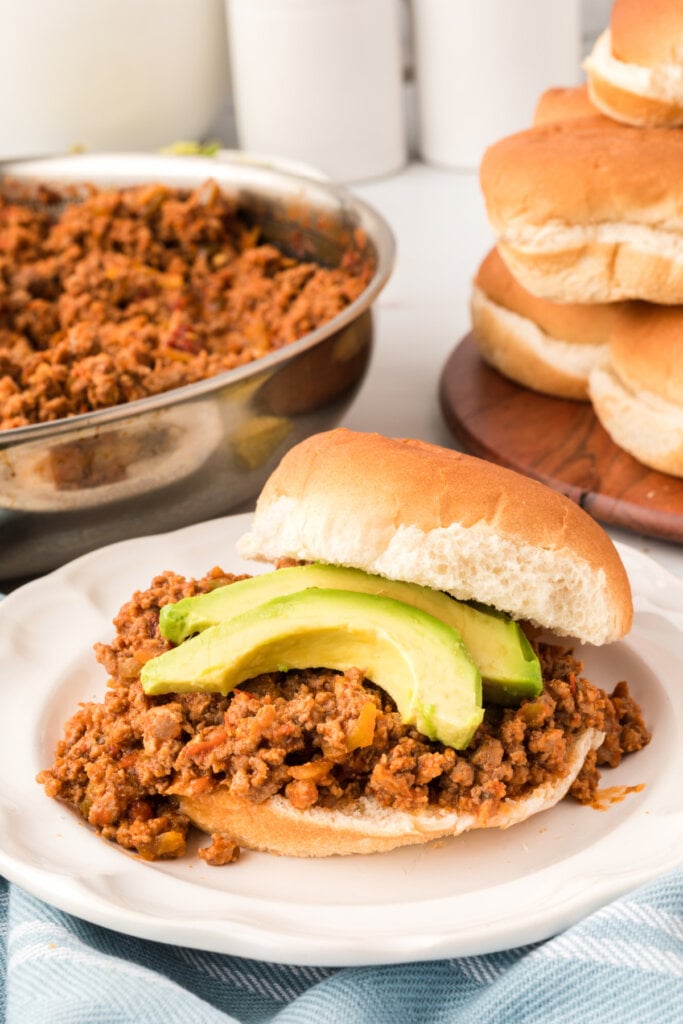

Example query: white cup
[412,0,582,169]
[0,0,230,159]
[225,0,407,183]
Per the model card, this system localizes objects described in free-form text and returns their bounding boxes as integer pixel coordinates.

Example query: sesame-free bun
[611,0,683,66]
[533,84,602,126]
[589,305,683,477]
[585,0,683,127]
[178,728,603,857]
[471,248,618,400]
[480,119,683,304]
[237,429,633,645]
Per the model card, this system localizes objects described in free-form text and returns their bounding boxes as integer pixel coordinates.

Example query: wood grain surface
[439,334,683,543]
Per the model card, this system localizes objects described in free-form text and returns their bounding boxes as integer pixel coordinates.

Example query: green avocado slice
[159,563,541,704]
[144,588,484,750]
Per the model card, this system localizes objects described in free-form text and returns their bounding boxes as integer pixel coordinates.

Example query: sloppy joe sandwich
[39,430,649,863]
[471,247,620,400]
[480,118,683,304]
[589,304,683,478]
[585,0,683,127]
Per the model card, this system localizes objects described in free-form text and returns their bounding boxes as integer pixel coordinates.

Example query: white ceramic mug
[225,0,407,183]
[0,0,230,159]
[412,0,582,169]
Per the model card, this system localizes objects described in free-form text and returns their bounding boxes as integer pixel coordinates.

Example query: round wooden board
[439,334,683,543]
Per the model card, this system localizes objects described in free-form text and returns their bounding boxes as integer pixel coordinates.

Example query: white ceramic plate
[1,515,682,966]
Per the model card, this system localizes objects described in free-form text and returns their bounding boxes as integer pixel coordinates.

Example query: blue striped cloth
[2,868,682,1023]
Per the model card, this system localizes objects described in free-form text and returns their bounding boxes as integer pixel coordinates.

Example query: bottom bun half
[588,70,683,128]
[471,284,606,401]
[589,363,683,478]
[497,238,683,307]
[179,728,604,858]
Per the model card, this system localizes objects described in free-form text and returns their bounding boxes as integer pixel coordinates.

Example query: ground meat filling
[38,570,651,864]
[0,180,371,430]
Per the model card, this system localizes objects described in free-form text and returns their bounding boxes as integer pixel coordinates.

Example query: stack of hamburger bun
[473,0,683,479]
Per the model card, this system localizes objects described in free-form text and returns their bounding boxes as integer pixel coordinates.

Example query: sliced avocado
[159,563,541,704]
[144,588,484,750]
[461,601,541,706]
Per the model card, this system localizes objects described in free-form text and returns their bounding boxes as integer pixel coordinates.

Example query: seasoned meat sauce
[38,569,650,864]
[0,180,370,430]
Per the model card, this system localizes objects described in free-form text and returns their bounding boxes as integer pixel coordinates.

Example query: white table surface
[345,162,683,580]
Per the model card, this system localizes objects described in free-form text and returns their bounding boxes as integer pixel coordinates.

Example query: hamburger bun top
[237,429,633,645]
[480,119,683,232]
[532,85,602,126]
[475,247,621,346]
[611,0,683,66]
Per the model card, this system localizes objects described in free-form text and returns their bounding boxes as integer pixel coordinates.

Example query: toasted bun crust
[471,249,616,400]
[589,305,683,478]
[237,429,633,644]
[610,304,683,406]
[611,0,683,66]
[533,85,601,126]
[481,120,683,303]
[585,27,683,127]
[475,248,619,347]
[481,120,683,231]
[179,728,604,857]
